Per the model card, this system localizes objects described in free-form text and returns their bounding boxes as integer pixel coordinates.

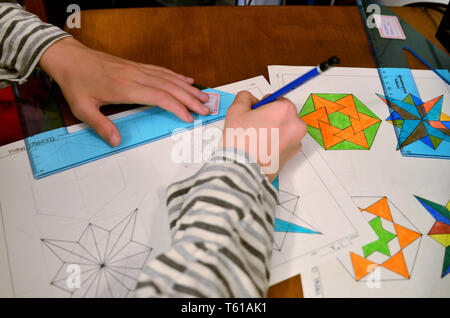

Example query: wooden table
[66,5,445,297]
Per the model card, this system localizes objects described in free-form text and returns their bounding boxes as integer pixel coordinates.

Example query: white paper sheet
[269,141,376,285]
[0,75,372,296]
[269,66,450,297]
[217,76,375,284]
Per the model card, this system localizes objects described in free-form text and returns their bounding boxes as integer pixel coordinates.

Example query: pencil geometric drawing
[380,94,450,150]
[41,208,153,297]
[299,94,381,150]
[338,197,422,282]
[271,176,320,251]
[414,195,450,278]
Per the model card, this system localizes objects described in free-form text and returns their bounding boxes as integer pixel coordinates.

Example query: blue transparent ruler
[358,0,450,159]
[25,88,235,179]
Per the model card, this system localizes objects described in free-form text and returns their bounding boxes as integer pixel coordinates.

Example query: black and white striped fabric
[136,148,277,297]
[0,1,70,88]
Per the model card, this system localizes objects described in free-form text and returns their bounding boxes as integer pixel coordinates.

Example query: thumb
[227,90,259,116]
[75,104,121,147]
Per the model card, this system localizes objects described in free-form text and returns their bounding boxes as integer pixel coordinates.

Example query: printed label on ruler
[28,137,55,148]
[204,92,220,115]
[374,14,406,40]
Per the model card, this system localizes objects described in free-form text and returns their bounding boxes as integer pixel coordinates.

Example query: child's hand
[221,91,307,182]
[39,37,210,147]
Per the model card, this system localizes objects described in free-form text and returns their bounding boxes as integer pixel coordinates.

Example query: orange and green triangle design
[415,195,450,277]
[350,197,421,281]
[362,217,396,258]
[299,94,381,150]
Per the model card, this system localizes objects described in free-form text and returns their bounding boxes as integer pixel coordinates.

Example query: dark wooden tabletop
[66,5,445,297]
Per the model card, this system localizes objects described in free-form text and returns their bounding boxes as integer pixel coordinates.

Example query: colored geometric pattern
[362,217,397,258]
[41,209,153,297]
[271,176,320,251]
[415,195,450,278]
[380,94,450,150]
[299,94,381,150]
[343,197,422,282]
[274,218,319,234]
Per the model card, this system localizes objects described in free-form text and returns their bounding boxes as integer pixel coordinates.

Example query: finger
[136,68,209,103]
[75,104,121,147]
[290,141,303,156]
[257,94,286,107]
[260,97,298,120]
[296,117,308,139]
[137,63,194,83]
[227,91,259,116]
[134,73,210,116]
[124,85,194,122]
[94,51,194,84]
[105,54,194,84]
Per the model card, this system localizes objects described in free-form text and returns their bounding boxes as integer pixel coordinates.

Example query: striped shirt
[136,148,277,297]
[0,0,70,88]
[0,1,278,297]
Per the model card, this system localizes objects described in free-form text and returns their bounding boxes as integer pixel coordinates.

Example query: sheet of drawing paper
[217,76,375,285]
[0,75,371,297]
[269,66,450,296]
[268,142,376,285]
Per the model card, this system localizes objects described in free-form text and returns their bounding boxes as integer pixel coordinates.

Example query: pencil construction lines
[41,208,153,297]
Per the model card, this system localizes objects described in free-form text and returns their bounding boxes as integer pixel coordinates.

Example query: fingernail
[202,105,210,113]
[186,113,194,122]
[184,76,194,83]
[200,92,209,101]
[108,133,120,147]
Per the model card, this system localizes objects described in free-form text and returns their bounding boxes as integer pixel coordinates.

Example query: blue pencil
[251,56,340,109]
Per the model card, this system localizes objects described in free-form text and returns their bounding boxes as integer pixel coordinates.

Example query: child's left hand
[39,37,210,147]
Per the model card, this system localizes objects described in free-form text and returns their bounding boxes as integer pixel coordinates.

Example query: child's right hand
[221,91,307,182]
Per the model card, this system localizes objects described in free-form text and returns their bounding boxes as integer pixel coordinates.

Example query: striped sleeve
[135,148,278,298]
[0,1,71,87]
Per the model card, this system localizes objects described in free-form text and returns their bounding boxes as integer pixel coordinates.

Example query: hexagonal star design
[341,197,422,282]
[299,94,381,150]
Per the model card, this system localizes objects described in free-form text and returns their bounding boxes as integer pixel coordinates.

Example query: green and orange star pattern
[299,94,381,150]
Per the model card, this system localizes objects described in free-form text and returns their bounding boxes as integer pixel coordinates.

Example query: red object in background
[0,86,24,146]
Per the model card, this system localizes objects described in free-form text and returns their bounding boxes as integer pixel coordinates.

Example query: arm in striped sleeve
[135,148,278,297]
[0,1,71,87]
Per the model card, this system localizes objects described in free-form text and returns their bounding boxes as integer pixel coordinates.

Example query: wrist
[220,132,279,183]
[212,146,277,183]
[38,36,84,84]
